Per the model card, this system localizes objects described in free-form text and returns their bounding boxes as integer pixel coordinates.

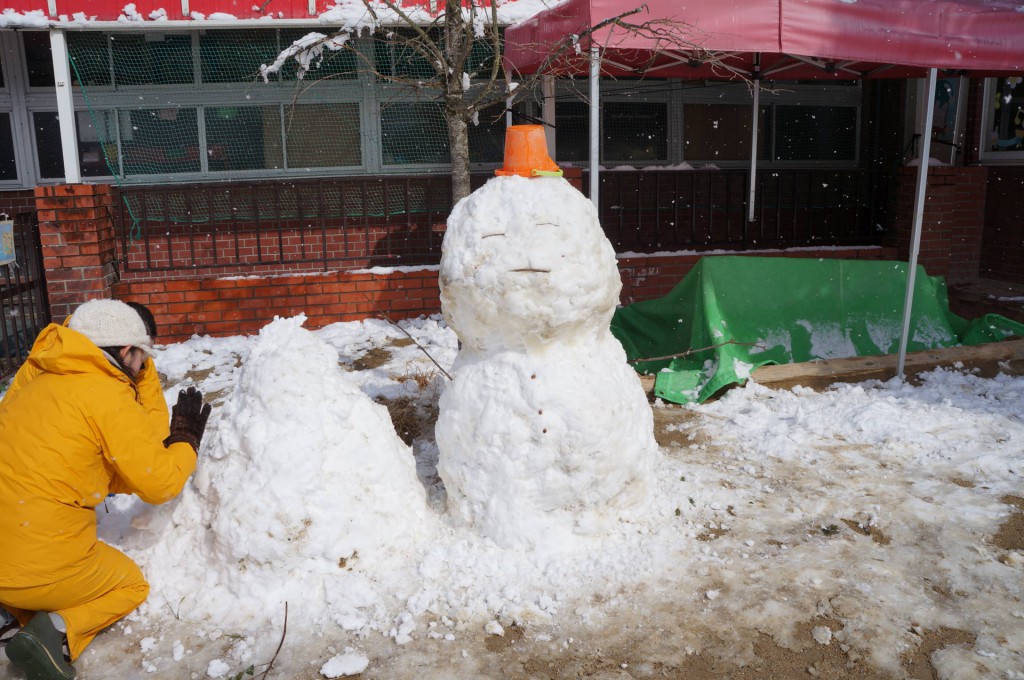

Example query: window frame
[978,76,1024,165]
[553,78,862,170]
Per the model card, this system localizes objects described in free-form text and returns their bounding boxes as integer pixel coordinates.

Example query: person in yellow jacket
[0,299,211,680]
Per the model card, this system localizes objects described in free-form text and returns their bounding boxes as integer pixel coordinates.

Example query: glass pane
[555,100,588,163]
[284,103,360,168]
[0,113,17,180]
[683,103,768,162]
[374,31,437,81]
[77,109,118,177]
[604,102,666,162]
[986,76,1024,152]
[774,105,856,161]
[468,104,506,163]
[381,101,448,165]
[278,29,359,82]
[206,106,283,171]
[67,32,113,87]
[33,112,64,179]
[120,107,200,175]
[112,33,193,86]
[23,31,55,88]
[200,29,280,84]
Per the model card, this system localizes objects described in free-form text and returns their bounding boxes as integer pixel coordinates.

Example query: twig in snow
[628,339,765,364]
[361,293,453,381]
[257,602,288,680]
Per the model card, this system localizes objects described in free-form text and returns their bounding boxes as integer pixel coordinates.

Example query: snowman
[435,126,657,550]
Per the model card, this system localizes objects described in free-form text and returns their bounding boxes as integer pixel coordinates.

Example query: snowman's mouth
[509,268,551,273]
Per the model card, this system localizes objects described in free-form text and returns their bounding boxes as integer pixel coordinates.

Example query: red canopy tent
[505,0,1024,79]
[504,0,1024,377]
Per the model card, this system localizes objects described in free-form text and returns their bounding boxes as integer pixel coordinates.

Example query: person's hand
[164,386,212,453]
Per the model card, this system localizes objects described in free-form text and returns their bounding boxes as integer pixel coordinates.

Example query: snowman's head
[439,176,621,350]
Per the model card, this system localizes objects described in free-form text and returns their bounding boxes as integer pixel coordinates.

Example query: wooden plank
[752,337,1024,391]
[635,338,1024,396]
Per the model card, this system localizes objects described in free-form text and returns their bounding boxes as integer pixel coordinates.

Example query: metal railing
[113,169,888,274]
[2,211,51,380]
[114,175,460,273]
[596,168,888,252]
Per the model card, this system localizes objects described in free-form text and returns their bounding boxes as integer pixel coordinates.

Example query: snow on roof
[0,0,565,28]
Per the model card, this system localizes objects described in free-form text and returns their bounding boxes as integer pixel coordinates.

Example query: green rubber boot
[4,612,76,680]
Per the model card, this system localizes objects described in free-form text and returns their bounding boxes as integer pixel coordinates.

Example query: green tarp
[611,256,1024,404]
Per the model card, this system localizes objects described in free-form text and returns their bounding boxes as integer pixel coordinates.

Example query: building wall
[0,190,38,218]
[889,166,988,283]
[979,166,1024,283]
[33,181,907,343]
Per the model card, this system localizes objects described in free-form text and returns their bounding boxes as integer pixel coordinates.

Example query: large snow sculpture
[436,129,656,549]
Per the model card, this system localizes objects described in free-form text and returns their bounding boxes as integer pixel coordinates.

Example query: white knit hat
[68,299,154,355]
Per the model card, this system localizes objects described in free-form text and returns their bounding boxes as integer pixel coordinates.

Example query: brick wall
[112,268,442,342]
[34,184,119,321]
[0,190,38,220]
[23,180,902,344]
[979,166,1024,283]
[890,166,988,283]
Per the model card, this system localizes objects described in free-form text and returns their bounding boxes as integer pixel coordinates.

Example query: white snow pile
[437,175,656,549]
[121,315,433,634]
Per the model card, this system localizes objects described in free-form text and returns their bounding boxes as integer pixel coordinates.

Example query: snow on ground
[2,314,1023,679]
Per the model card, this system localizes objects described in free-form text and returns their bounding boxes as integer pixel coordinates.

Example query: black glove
[164,386,212,453]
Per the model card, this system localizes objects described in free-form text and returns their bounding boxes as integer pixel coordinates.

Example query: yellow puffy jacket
[0,324,196,588]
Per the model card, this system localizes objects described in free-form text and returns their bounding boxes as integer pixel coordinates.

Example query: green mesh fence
[64,28,507,226]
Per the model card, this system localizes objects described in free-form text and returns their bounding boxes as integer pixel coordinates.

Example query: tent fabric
[504,0,1024,79]
[610,256,1024,404]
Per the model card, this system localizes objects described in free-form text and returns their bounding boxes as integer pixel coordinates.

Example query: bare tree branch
[261,0,746,203]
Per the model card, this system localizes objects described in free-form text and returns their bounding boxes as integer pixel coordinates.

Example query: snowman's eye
[482,232,506,239]
[535,222,557,228]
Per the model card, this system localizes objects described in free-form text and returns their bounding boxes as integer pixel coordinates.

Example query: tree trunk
[448,106,471,204]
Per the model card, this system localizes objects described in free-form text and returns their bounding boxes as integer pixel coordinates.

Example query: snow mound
[199,315,429,568]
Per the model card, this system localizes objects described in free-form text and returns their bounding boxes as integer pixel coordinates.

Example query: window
[199,30,282,84]
[683,104,767,162]
[205,106,283,171]
[111,33,193,86]
[554,100,669,163]
[120,107,200,176]
[980,76,1024,163]
[468,104,507,164]
[77,110,118,177]
[554,101,588,162]
[23,32,55,88]
[283,103,361,168]
[33,112,63,179]
[604,102,667,162]
[277,29,359,82]
[774,106,856,162]
[0,113,17,180]
[554,80,859,167]
[382,101,449,165]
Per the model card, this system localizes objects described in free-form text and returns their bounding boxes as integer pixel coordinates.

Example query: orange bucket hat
[494,124,563,177]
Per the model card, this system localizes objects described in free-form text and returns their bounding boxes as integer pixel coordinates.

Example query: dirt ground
[3,351,1021,680]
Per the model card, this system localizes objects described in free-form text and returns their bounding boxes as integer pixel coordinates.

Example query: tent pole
[896,67,937,379]
[747,68,760,223]
[589,46,600,209]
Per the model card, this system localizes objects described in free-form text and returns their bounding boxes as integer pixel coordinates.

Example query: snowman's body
[436,175,657,549]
